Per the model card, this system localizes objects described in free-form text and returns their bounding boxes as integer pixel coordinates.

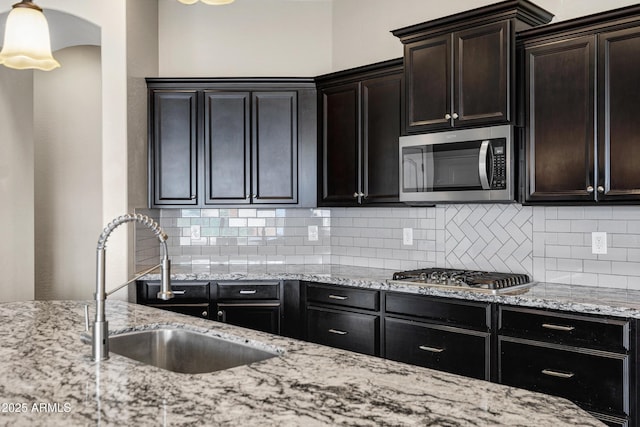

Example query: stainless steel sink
[108,328,279,374]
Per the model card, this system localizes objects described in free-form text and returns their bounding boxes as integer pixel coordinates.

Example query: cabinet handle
[541,323,575,332]
[541,369,574,379]
[444,113,451,120]
[239,289,257,295]
[328,329,348,335]
[452,112,459,119]
[328,295,348,300]
[586,186,594,193]
[172,290,186,295]
[418,345,445,353]
[597,186,604,193]
[202,311,208,317]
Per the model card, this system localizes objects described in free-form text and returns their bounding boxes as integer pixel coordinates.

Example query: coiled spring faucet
[92,213,174,361]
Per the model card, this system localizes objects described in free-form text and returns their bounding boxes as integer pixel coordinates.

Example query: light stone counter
[0,300,603,426]
[143,264,640,319]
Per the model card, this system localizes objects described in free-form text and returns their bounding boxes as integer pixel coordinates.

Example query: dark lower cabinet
[216,303,280,335]
[385,317,490,380]
[306,307,379,356]
[215,280,282,335]
[499,306,635,427]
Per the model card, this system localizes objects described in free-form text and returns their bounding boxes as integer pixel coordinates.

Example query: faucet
[92,213,174,361]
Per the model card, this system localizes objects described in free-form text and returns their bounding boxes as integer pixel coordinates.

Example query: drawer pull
[541,369,575,379]
[239,289,257,295]
[328,329,348,335]
[172,290,186,295]
[328,295,348,300]
[418,345,445,353]
[541,323,575,332]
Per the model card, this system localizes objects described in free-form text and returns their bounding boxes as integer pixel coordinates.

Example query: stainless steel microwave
[399,125,514,203]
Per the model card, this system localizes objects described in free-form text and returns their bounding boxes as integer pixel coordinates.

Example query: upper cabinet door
[404,34,452,132]
[149,90,199,206]
[454,21,509,127]
[598,26,640,202]
[320,83,360,206]
[203,91,251,205]
[252,91,298,204]
[524,36,596,203]
[361,72,402,205]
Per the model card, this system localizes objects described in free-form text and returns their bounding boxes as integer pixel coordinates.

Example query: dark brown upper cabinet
[519,5,640,204]
[392,0,553,134]
[316,59,404,206]
[147,79,316,208]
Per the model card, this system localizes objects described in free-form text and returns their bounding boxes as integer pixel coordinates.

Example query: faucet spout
[92,213,173,361]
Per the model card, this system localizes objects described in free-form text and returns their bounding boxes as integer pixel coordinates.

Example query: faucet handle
[84,304,90,332]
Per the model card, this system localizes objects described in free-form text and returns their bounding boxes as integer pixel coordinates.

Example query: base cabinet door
[216,303,280,335]
[385,317,490,380]
[306,307,379,356]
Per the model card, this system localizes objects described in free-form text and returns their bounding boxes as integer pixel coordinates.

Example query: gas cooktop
[389,268,536,295]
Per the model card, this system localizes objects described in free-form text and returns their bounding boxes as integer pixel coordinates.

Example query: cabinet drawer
[217,281,280,300]
[385,317,490,380]
[385,292,490,330]
[306,307,379,356]
[499,338,629,416]
[143,281,210,303]
[499,306,630,352]
[149,303,210,319]
[306,283,379,311]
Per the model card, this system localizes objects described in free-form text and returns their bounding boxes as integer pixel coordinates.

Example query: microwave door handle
[478,140,491,190]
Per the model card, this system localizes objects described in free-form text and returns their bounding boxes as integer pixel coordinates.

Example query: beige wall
[0,67,35,302]
[34,46,102,300]
[330,0,640,71]
[158,0,333,76]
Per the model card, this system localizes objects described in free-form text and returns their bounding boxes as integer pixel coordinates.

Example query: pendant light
[178,0,235,5]
[0,0,60,71]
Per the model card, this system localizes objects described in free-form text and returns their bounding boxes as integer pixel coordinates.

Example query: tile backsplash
[136,205,640,290]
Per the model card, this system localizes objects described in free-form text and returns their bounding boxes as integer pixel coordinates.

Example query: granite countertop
[0,300,603,426]
[143,264,640,319]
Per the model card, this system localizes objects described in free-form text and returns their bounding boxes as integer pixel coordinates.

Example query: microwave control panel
[491,142,507,189]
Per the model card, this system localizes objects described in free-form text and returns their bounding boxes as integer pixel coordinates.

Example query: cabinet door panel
[524,36,595,202]
[599,27,640,201]
[405,35,451,132]
[252,92,298,204]
[320,83,360,205]
[361,73,402,204]
[203,91,250,204]
[385,318,490,380]
[217,303,280,335]
[150,90,198,206]
[454,21,509,126]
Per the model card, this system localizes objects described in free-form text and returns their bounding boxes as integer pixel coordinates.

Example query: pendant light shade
[178,0,235,5]
[0,1,60,71]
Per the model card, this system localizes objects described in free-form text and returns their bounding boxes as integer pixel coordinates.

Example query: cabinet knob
[252,194,257,199]
[217,310,223,317]
[353,192,359,198]
[444,113,451,120]
[202,311,208,317]
[597,186,604,193]
[246,194,250,199]
[586,186,594,193]
[191,195,196,199]
[452,112,459,120]
[358,192,365,198]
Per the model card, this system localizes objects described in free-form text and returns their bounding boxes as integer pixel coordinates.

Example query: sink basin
[108,328,279,374]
